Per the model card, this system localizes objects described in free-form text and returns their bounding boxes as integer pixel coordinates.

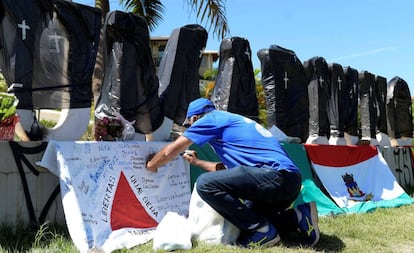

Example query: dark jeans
[196,165,302,232]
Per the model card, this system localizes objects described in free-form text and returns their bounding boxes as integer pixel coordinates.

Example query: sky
[75,0,414,94]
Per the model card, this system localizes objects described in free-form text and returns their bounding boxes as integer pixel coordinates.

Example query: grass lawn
[1,199,413,253]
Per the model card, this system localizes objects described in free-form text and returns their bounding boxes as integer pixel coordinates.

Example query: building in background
[150,36,219,77]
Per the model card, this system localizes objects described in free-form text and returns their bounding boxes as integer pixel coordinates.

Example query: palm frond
[119,0,165,31]
[187,0,229,39]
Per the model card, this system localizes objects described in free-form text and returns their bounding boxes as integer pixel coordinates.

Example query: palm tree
[120,0,229,39]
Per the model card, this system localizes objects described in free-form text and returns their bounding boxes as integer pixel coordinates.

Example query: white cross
[18,20,30,40]
[49,32,63,53]
[319,76,324,87]
[337,76,342,90]
[199,48,204,58]
[283,72,289,89]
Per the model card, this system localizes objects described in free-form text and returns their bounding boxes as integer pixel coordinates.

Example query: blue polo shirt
[183,110,299,173]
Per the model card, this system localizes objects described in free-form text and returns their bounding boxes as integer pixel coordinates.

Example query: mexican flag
[304,145,413,213]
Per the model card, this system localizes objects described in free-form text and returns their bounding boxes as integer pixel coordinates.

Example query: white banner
[39,141,191,253]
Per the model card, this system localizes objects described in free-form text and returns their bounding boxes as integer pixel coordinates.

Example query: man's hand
[182,150,224,172]
[182,150,198,165]
[146,153,158,172]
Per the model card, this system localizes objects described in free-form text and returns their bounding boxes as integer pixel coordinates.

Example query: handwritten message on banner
[40,141,191,253]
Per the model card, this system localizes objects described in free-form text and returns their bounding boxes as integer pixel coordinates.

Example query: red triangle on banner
[111,172,158,231]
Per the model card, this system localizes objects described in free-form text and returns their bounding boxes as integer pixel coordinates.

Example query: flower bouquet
[0,93,18,141]
[94,116,124,141]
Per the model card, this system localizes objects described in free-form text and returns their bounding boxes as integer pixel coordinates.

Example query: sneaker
[296,202,320,247]
[237,223,281,248]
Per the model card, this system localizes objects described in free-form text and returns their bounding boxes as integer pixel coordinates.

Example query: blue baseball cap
[186,98,216,118]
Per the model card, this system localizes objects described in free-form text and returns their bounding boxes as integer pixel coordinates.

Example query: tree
[120,0,229,39]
